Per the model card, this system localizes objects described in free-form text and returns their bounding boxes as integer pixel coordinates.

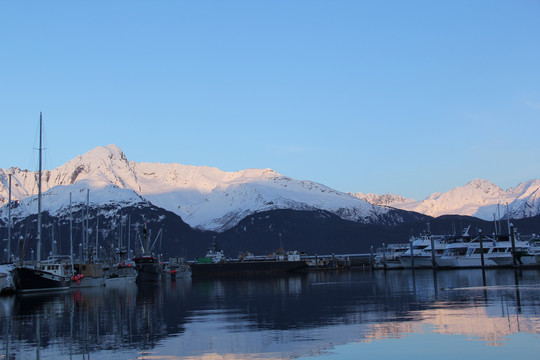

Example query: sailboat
[11,113,72,292]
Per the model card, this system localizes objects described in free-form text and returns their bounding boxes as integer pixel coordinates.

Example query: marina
[371,225,540,270]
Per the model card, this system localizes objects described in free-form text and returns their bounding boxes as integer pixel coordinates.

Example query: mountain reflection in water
[1,269,540,359]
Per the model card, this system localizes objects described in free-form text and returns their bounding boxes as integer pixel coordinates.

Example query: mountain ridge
[352,178,540,221]
[2,144,539,233]
[0,144,390,232]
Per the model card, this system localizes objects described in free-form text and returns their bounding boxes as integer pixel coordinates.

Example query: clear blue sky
[1,1,539,200]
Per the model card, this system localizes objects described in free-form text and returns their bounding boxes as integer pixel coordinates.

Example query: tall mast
[7,174,12,262]
[37,112,43,266]
[128,215,131,259]
[86,188,90,262]
[95,216,99,261]
[70,192,74,272]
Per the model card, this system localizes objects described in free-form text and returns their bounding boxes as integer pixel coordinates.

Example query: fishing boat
[71,262,105,288]
[162,256,191,281]
[189,245,308,278]
[105,260,137,286]
[133,225,161,282]
[104,216,137,285]
[71,190,108,288]
[11,113,72,292]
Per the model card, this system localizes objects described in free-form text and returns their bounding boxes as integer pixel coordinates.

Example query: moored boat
[0,264,15,295]
[105,261,137,286]
[134,255,161,282]
[71,262,106,288]
[521,236,540,265]
[11,113,72,293]
[12,257,71,293]
[162,257,191,280]
[133,224,162,282]
[190,246,308,278]
[373,243,409,269]
[399,232,454,269]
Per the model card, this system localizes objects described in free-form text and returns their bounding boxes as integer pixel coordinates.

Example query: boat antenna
[37,112,43,267]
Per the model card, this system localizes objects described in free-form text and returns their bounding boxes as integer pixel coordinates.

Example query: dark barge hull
[189,260,308,278]
[134,256,161,282]
[12,267,70,293]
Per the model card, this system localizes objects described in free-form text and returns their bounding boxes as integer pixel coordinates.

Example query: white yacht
[374,243,409,269]
[521,236,540,265]
[439,234,529,268]
[398,234,450,268]
[487,238,530,266]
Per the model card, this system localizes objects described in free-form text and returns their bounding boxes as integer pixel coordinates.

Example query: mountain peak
[466,178,499,189]
[80,144,127,163]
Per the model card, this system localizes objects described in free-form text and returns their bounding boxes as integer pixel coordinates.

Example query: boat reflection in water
[1,269,540,359]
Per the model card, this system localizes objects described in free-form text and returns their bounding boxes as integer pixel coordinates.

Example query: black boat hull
[190,260,308,278]
[134,257,161,282]
[12,267,71,293]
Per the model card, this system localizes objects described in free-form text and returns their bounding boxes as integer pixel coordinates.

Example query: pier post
[430,234,436,269]
[479,229,485,268]
[382,243,386,270]
[510,224,517,267]
[369,246,374,269]
[409,240,415,269]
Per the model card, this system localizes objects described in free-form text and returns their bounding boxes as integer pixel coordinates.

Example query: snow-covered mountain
[352,179,540,221]
[350,193,415,208]
[0,144,391,232]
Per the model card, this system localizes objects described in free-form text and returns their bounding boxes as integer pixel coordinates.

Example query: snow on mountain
[397,179,506,218]
[0,145,388,231]
[354,179,540,221]
[351,192,416,207]
[505,180,540,219]
[3,178,149,222]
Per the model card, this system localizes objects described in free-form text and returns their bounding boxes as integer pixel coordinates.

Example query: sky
[0,1,539,201]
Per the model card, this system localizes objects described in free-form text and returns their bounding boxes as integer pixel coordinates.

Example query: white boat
[521,236,540,265]
[437,241,470,267]
[451,239,498,267]
[0,264,15,295]
[374,243,409,269]
[486,238,529,266]
[439,234,529,268]
[398,234,450,268]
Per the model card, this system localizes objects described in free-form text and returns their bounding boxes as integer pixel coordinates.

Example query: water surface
[1,269,539,359]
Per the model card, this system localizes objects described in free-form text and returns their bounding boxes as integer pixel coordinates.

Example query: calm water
[1,269,540,359]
